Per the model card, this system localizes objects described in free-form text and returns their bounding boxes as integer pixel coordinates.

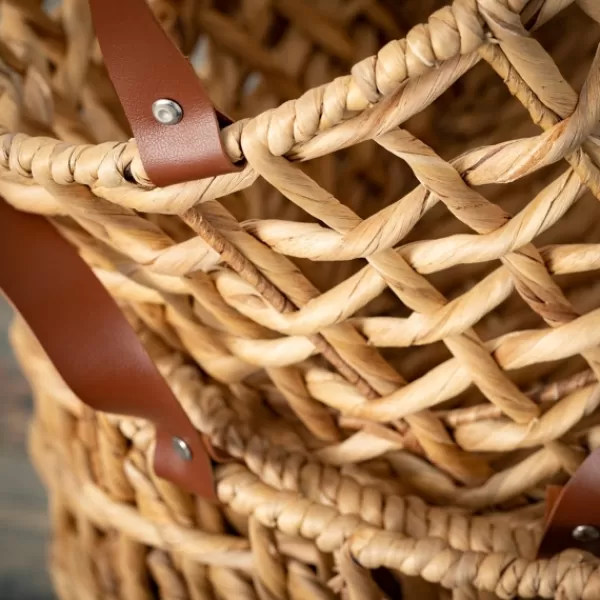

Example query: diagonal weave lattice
[3,0,600,598]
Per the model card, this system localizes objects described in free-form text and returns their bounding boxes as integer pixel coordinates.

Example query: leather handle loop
[89,0,238,187]
[0,198,216,499]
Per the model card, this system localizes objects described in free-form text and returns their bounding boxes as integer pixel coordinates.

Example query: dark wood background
[0,299,55,599]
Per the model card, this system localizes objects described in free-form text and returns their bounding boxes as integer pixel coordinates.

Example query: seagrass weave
[4,0,600,598]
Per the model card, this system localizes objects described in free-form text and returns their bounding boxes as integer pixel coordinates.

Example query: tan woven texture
[4,0,600,598]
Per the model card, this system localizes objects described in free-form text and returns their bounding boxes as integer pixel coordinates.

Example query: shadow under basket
[3,0,600,599]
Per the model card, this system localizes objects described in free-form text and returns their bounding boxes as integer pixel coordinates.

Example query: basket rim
[0,0,567,213]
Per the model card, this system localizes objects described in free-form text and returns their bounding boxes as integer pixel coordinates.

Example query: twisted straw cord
[2,153,586,318]
[192,236,598,340]
[440,21,600,450]
[33,409,336,599]
[216,464,600,600]
[375,125,600,422]
[220,48,592,352]
[209,52,600,446]
[248,515,335,600]
[186,201,403,398]
[442,369,598,426]
[0,51,475,213]
[4,137,589,277]
[55,218,281,384]
[51,188,600,460]
[28,330,285,586]
[242,155,524,479]
[334,545,388,600]
[183,203,398,434]
[247,166,583,264]
[30,398,548,598]
[303,303,600,422]
[416,37,600,466]
[475,6,600,190]
[248,517,290,600]
[183,203,497,483]
[25,160,285,373]
[94,242,600,362]
[453,590,500,600]
[241,116,538,426]
[2,39,412,405]
[7,3,600,594]
[455,385,600,451]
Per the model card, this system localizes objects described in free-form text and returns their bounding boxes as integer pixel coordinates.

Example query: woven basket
[4,0,600,598]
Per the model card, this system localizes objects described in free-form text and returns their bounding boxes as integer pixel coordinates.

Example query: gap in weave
[145,215,197,244]
[371,566,404,598]
[560,267,600,317]
[42,0,61,14]
[407,60,531,164]
[379,341,452,383]
[534,3,600,93]
[216,142,416,296]
[535,189,600,249]
[214,0,243,17]
[379,0,450,34]
[262,11,289,49]
[394,55,548,264]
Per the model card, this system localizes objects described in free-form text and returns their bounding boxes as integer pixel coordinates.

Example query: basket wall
[3,0,600,598]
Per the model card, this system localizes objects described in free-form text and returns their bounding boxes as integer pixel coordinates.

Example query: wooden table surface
[0,299,56,599]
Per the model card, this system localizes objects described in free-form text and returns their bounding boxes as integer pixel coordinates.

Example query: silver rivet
[572,525,600,543]
[172,436,193,461]
[152,99,183,125]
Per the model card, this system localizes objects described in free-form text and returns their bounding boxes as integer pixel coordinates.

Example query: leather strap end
[0,198,217,500]
[89,0,240,187]
[538,449,600,558]
[155,428,217,500]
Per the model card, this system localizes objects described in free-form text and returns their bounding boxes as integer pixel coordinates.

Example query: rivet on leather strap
[89,0,239,187]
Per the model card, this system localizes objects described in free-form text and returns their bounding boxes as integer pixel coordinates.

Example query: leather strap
[88,0,238,187]
[539,450,600,557]
[0,198,216,499]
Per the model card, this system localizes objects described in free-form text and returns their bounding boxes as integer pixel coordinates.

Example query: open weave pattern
[4,0,600,598]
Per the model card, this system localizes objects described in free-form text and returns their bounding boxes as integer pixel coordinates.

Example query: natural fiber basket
[4,0,600,598]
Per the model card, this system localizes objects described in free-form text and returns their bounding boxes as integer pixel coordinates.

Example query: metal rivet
[572,525,600,543]
[152,99,183,125]
[172,436,193,461]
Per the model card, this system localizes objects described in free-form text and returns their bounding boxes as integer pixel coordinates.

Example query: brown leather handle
[0,198,216,499]
[89,0,238,187]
